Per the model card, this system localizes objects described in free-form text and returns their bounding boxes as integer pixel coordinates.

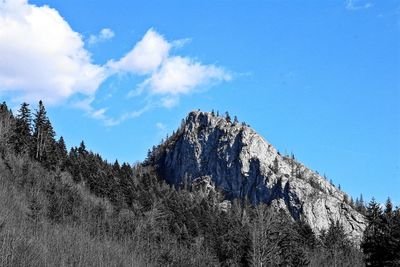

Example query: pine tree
[380,198,400,265]
[143,148,152,165]
[384,197,393,217]
[320,220,355,266]
[225,111,231,123]
[78,141,87,156]
[119,162,135,206]
[66,147,81,182]
[356,194,367,214]
[113,159,121,172]
[343,194,349,204]
[33,101,46,160]
[32,101,57,167]
[56,136,68,169]
[109,160,124,207]
[0,102,15,154]
[13,102,32,154]
[362,198,385,266]
[233,115,239,125]
[392,206,400,265]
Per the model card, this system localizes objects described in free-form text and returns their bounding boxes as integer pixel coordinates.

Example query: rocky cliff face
[153,111,366,241]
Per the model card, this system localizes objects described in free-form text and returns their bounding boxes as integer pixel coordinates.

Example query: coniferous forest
[0,101,399,266]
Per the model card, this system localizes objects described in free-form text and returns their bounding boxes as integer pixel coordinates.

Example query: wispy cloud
[171,38,191,48]
[105,107,150,126]
[88,28,115,45]
[72,96,152,126]
[156,122,166,131]
[345,0,373,10]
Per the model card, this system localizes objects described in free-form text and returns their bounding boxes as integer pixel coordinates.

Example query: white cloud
[108,29,171,75]
[88,28,115,45]
[118,32,231,108]
[345,0,373,10]
[141,56,231,97]
[0,0,106,104]
[101,28,114,39]
[0,0,231,124]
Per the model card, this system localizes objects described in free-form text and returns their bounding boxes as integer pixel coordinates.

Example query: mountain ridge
[150,110,366,241]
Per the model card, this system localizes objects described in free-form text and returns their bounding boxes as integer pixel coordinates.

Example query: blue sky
[0,0,399,205]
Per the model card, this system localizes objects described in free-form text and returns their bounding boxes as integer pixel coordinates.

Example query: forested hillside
[0,101,399,266]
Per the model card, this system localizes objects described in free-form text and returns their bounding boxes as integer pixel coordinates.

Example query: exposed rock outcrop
[153,111,366,241]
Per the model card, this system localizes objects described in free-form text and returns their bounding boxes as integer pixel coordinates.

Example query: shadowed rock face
[155,111,366,241]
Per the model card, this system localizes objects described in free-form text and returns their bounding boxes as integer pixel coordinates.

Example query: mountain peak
[186,110,244,129]
[153,110,366,241]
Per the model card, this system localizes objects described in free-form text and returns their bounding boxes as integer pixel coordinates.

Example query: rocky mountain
[151,110,366,242]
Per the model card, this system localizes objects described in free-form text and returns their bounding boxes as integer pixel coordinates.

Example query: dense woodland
[0,101,399,266]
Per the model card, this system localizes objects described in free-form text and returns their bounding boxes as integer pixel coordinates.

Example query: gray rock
[155,111,366,242]
[192,175,215,196]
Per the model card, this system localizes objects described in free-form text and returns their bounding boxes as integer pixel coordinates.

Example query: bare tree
[250,204,283,266]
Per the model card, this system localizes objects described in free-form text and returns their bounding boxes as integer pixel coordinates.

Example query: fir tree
[356,194,367,214]
[56,136,68,169]
[33,101,57,166]
[225,111,231,123]
[78,141,87,156]
[119,162,135,206]
[384,197,393,217]
[362,198,385,266]
[233,115,239,125]
[13,102,32,154]
[392,206,400,265]
[320,221,354,266]
[380,198,400,265]
[0,102,15,154]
